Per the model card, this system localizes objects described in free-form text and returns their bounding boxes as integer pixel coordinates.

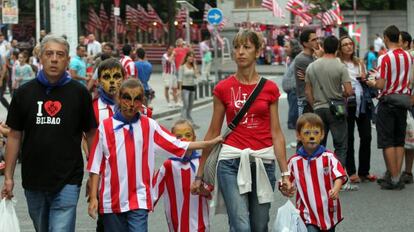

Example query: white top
[212,144,275,214]
[374,37,384,52]
[87,40,102,56]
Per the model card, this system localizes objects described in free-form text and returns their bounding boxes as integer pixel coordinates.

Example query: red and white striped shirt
[162,53,176,75]
[92,98,115,123]
[120,55,137,79]
[87,115,190,213]
[153,158,210,232]
[377,48,413,97]
[288,150,347,230]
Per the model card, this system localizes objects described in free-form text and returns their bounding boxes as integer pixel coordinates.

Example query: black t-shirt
[7,79,97,192]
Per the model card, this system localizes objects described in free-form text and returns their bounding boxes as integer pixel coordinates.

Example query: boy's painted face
[297,123,324,150]
[119,87,143,119]
[173,124,195,142]
[99,68,123,96]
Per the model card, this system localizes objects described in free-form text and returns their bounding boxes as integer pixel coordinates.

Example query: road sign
[207,8,223,25]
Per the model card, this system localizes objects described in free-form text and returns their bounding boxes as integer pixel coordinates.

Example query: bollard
[198,82,204,99]
[204,81,210,97]
[194,85,198,100]
[209,81,215,96]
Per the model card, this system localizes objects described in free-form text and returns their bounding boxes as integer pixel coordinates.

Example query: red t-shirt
[213,76,280,150]
[174,47,190,69]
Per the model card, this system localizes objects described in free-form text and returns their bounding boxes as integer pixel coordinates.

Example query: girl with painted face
[87,79,222,232]
[288,113,347,232]
[153,119,211,231]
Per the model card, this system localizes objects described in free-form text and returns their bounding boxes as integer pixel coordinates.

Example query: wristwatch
[281,171,290,177]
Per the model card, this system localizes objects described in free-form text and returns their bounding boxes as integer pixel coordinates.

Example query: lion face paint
[298,123,324,151]
[119,87,143,119]
[98,67,123,96]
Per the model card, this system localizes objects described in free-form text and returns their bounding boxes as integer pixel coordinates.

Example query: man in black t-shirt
[1,35,97,232]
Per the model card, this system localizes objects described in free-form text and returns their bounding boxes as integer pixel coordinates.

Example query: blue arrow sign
[207,8,223,25]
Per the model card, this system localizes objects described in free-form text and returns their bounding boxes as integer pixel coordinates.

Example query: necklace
[235,73,259,85]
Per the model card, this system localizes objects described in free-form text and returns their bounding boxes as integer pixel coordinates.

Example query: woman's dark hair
[323,35,339,54]
[181,51,195,67]
[383,25,400,43]
[289,39,302,59]
[400,31,412,48]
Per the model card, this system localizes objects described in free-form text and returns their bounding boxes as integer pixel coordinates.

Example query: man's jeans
[314,108,348,166]
[103,209,149,232]
[287,90,299,129]
[24,184,80,232]
[217,159,276,232]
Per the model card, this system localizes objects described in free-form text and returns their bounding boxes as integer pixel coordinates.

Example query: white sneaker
[176,102,182,107]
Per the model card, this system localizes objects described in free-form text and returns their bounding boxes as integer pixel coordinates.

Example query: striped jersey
[288,150,347,230]
[377,48,413,97]
[87,115,190,213]
[92,98,115,123]
[153,158,210,232]
[162,53,176,75]
[120,55,137,78]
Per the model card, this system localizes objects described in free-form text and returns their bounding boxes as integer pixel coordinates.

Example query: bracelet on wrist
[281,171,290,177]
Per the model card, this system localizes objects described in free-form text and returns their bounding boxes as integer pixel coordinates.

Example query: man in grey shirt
[305,35,353,166]
[295,29,319,115]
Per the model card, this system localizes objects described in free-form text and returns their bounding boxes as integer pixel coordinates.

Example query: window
[234,0,262,9]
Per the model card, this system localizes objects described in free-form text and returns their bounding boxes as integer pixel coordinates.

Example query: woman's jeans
[181,89,195,122]
[217,158,276,232]
[287,90,299,129]
[346,105,372,176]
[24,184,80,232]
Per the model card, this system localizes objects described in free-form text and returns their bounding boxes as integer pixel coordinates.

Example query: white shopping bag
[0,198,20,232]
[405,111,414,150]
[273,200,307,232]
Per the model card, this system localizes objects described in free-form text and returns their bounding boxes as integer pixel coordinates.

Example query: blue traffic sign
[207,8,223,25]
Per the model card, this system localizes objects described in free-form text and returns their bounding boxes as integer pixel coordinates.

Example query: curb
[153,97,213,120]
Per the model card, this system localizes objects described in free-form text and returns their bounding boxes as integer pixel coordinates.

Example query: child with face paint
[87,79,222,231]
[153,119,211,232]
[286,113,347,232]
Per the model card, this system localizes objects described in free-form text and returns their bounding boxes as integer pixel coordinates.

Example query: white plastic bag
[0,198,20,232]
[405,111,414,149]
[273,200,307,232]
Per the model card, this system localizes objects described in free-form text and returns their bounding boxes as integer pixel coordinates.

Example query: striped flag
[261,0,285,18]
[203,3,213,22]
[147,3,163,25]
[176,7,187,24]
[331,0,344,24]
[217,17,228,31]
[286,0,312,24]
[315,1,343,26]
[99,4,110,34]
[88,7,101,30]
[137,4,149,31]
[126,4,138,27]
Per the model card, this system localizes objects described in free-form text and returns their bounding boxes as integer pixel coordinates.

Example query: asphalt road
[2,76,414,232]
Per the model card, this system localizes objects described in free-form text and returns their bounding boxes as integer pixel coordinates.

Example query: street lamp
[177,0,198,45]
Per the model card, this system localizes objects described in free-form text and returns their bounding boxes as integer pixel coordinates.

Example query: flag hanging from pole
[99,4,109,34]
[176,7,187,24]
[88,7,101,31]
[203,3,213,22]
[285,0,312,24]
[137,4,149,31]
[261,0,285,18]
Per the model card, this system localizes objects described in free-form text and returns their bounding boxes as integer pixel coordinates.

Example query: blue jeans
[217,159,276,232]
[287,90,299,129]
[24,184,81,232]
[103,209,149,232]
[181,89,195,122]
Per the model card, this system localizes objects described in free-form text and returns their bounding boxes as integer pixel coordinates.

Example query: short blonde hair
[233,29,264,51]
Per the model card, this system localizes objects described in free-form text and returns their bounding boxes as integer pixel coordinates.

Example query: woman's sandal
[360,174,377,182]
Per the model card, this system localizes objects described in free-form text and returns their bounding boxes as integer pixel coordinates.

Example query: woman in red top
[191,29,293,231]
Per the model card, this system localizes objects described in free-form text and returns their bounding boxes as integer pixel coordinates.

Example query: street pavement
[2,72,414,231]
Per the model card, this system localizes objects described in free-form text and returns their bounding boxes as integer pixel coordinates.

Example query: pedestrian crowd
[0,23,413,232]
